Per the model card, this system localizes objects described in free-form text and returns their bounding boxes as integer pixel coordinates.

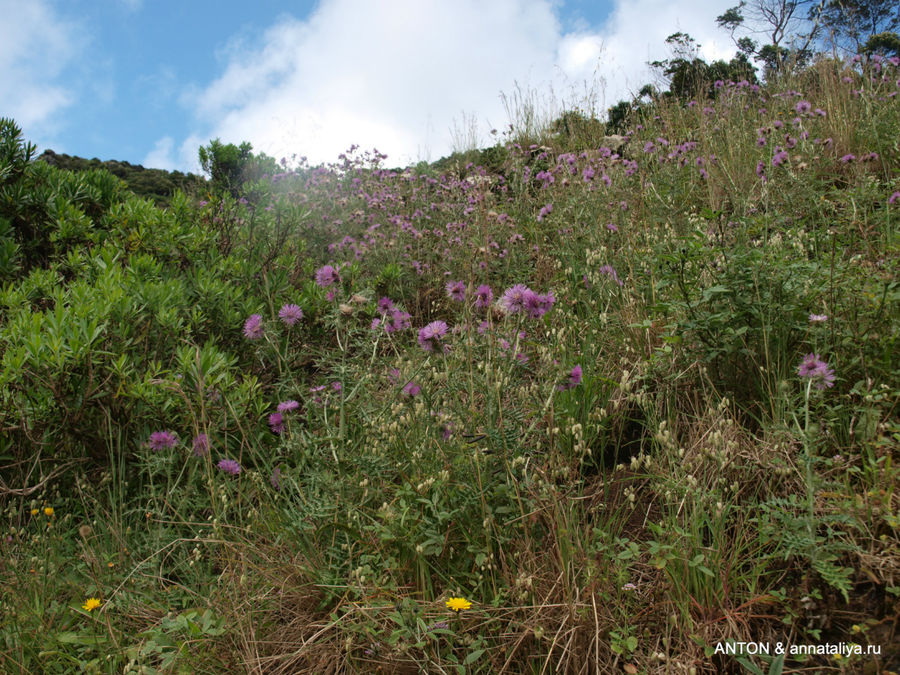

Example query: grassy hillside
[1,58,898,674]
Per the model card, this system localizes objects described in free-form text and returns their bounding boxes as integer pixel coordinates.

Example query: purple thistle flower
[524,290,555,319]
[278,304,304,326]
[377,297,395,315]
[315,265,341,287]
[192,434,209,457]
[243,314,264,340]
[148,431,178,451]
[268,412,285,434]
[537,203,553,221]
[417,320,449,352]
[798,353,836,390]
[890,191,900,205]
[597,265,624,287]
[808,314,828,323]
[217,459,241,475]
[569,365,583,386]
[277,400,300,413]
[795,100,812,114]
[402,381,421,397]
[772,150,789,167]
[446,280,466,302]
[474,284,493,309]
[840,154,856,163]
[499,284,530,314]
[606,223,618,232]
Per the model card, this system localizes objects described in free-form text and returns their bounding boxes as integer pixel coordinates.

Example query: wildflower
[537,203,553,221]
[332,382,342,392]
[756,161,767,182]
[278,304,303,326]
[243,314,264,340]
[606,223,618,232]
[597,265,624,287]
[499,284,530,314]
[569,365,583,386]
[418,320,449,352]
[890,191,900,205]
[43,507,54,517]
[446,280,466,302]
[82,597,101,612]
[523,290,555,319]
[377,297,395,314]
[315,265,341,287]
[277,400,300,413]
[798,353,836,389]
[840,154,856,163]
[621,583,637,591]
[795,100,812,114]
[429,621,450,631]
[148,431,178,451]
[268,412,285,434]
[192,434,209,457]
[772,150,789,167]
[445,597,472,612]
[217,459,242,475]
[270,467,281,490]
[474,284,493,309]
[809,314,828,323]
[30,508,38,516]
[402,381,421,397]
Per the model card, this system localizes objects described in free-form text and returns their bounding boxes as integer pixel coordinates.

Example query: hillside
[1,56,898,674]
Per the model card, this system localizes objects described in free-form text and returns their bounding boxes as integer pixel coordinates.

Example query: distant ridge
[37,149,207,206]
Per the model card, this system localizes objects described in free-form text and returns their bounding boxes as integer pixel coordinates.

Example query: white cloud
[143,136,175,170]
[0,0,81,141]
[179,0,738,169]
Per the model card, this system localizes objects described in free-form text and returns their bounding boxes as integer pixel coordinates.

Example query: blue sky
[2,0,736,172]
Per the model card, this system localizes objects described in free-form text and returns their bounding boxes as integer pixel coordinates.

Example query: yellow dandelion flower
[30,508,39,516]
[82,597,101,612]
[44,507,54,517]
[445,597,472,612]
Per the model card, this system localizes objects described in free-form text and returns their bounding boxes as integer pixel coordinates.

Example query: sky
[1,0,739,172]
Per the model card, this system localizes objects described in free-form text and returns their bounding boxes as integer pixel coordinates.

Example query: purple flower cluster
[557,365,584,391]
[315,265,341,287]
[498,284,555,318]
[217,458,241,475]
[798,353,836,389]
[445,280,466,302]
[148,430,178,451]
[278,304,303,326]
[243,314,264,340]
[418,320,449,352]
[372,296,411,333]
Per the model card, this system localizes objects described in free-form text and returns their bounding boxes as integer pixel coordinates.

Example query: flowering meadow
[1,57,899,673]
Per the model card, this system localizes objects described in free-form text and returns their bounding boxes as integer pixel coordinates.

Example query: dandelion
[243,314,264,340]
[418,320,449,352]
[278,304,303,326]
[192,434,209,457]
[217,458,242,475]
[148,431,178,451]
[277,400,300,413]
[798,353,836,390]
[268,412,285,434]
[82,597,101,612]
[445,597,472,612]
[315,265,341,287]
[446,280,466,302]
[43,507,54,517]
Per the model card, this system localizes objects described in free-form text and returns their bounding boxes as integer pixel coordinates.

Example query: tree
[818,0,900,55]
[198,139,254,198]
[717,0,827,75]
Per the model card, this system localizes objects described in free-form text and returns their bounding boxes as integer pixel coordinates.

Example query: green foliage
[197,138,279,198]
